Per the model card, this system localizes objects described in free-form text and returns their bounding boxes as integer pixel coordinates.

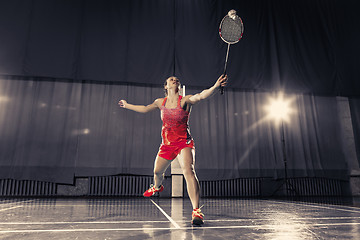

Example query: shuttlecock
[228,9,237,20]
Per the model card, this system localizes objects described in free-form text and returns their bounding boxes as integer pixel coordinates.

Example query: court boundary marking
[1,216,360,225]
[0,206,23,212]
[1,198,360,235]
[0,199,36,212]
[1,222,360,233]
[0,199,35,207]
[150,199,181,229]
[267,200,360,214]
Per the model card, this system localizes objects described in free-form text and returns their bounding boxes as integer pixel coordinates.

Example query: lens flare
[265,92,295,124]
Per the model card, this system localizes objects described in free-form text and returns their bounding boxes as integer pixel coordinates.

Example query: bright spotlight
[265,92,294,124]
[264,92,298,196]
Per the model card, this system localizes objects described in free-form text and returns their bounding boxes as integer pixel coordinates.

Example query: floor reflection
[265,211,313,240]
[0,197,359,239]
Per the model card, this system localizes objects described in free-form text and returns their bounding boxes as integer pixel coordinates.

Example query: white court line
[0,199,36,212]
[205,216,360,222]
[150,199,181,229]
[267,200,360,214]
[10,204,148,207]
[2,216,360,225]
[0,220,169,225]
[266,199,360,211]
[0,199,35,207]
[21,204,142,207]
[1,222,360,233]
[0,206,23,212]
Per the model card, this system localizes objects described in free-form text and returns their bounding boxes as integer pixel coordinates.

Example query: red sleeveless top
[160,95,192,145]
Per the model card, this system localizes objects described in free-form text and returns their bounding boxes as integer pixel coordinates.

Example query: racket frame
[219,15,244,45]
[218,14,244,94]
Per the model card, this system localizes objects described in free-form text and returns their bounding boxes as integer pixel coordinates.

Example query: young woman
[118,74,227,225]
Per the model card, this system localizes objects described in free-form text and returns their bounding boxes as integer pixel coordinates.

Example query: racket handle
[220,44,230,95]
[220,70,226,95]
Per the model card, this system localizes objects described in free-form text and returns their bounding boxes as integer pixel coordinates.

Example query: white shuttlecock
[228,9,237,20]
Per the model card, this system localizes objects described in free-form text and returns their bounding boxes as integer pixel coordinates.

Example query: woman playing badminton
[118,74,227,225]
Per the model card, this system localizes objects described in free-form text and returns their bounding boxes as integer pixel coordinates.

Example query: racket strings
[220,17,243,43]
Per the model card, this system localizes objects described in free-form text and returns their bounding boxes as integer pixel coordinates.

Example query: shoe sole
[143,194,153,197]
[191,217,204,225]
[143,186,164,197]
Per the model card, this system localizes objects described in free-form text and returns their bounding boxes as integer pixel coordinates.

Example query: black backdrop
[0,0,359,94]
[0,0,359,184]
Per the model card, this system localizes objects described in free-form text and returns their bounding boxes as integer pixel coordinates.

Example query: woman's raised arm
[187,74,227,105]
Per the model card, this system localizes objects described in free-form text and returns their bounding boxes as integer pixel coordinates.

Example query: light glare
[268,99,290,120]
[265,92,294,123]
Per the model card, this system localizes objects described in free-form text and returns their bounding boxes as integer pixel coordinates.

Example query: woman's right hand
[214,74,228,88]
[118,100,127,108]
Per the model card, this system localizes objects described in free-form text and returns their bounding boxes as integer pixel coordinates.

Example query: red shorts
[158,140,195,160]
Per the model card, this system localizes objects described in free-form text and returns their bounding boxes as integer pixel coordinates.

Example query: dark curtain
[0,77,348,183]
[190,89,347,180]
[74,82,163,177]
[349,98,360,167]
[0,78,79,184]
[0,0,359,95]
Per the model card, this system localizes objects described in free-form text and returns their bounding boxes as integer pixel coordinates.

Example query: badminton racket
[219,10,244,94]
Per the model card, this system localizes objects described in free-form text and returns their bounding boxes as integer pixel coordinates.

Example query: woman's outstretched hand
[215,74,228,89]
[118,100,127,108]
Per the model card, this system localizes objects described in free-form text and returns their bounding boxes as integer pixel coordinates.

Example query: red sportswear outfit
[158,95,194,160]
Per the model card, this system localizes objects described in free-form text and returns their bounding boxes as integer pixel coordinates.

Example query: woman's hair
[164,76,182,96]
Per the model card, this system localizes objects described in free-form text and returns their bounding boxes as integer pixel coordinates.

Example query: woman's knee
[154,170,165,178]
[182,167,196,178]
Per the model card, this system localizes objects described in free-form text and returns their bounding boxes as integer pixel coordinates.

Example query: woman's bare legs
[153,156,172,188]
[177,147,200,209]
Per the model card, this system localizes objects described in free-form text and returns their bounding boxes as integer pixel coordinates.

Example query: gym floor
[0,197,360,239]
